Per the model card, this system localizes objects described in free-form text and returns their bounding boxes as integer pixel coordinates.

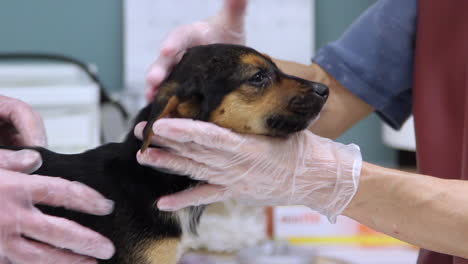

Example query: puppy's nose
[313,83,329,98]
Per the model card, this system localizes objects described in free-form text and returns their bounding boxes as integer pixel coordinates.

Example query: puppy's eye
[248,71,269,87]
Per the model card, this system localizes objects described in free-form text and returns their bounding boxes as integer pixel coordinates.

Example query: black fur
[0,44,329,264]
[4,106,200,264]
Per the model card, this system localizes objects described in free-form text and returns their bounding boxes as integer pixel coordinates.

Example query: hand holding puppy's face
[142,44,329,151]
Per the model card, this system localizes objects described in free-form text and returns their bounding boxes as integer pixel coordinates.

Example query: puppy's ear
[141,81,183,153]
[176,96,202,119]
[140,81,203,153]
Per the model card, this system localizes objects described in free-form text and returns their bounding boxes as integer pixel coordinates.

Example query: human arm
[146,0,416,137]
[137,0,468,257]
[143,0,372,135]
[269,0,468,255]
[345,162,468,259]
[273,0,417,138]
[136,119,468,259]
[0,96,115,264]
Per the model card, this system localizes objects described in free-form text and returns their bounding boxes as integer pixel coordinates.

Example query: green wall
[315,0,396,167]
[0,0,123,92]
[0,0,396,166]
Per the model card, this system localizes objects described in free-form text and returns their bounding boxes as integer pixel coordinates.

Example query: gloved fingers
[0,257,11,264]
[146,61,170,101]
[157,184,227,211]
[4,237,97,264]
[0,96,47,147]
[137,148,223,183]
[146,24,201,101]
[135,122,226,165]
[158,24,203,58]
[0,149,42,174]
[133,121,147,141]
[146,0,247,101]
[22,213,114,260]
[152,138,219,164]
[146,49,183,100]
[220,0,247,37]
[223,0,248,19]
[135,120,227,154]
[25,175,114,216]
[152,119,244,152]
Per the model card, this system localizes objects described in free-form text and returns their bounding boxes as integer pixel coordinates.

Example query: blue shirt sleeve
[313,0,417,129]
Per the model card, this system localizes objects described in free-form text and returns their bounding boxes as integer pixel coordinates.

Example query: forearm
[274,59,373,139]
[344,162,468,258]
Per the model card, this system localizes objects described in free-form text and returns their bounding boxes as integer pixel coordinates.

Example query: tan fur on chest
[141,238,181,264]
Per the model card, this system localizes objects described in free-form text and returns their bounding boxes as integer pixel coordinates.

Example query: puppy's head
[142,44,328,151]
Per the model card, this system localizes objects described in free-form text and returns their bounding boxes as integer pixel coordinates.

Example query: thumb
[157,184,228,211]
[0,257,11,264]
[0,149,42,174]
[221,0,247,36]
[223,0,248,19]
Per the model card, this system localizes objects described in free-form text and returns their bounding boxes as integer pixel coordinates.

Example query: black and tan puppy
[2,44,329,264]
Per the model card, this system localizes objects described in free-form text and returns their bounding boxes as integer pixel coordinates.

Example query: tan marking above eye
[240,53,268,68]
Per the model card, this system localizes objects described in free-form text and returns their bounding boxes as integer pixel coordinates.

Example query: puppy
[2,44,329,264]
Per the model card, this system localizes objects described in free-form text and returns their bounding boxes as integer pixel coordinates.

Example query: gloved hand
[0,150,115,264]
[0,96,115,263]
[135,119,362,223]
[146,0,247,100]
[0,96,47,147]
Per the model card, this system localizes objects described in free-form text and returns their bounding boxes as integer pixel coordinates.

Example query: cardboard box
[271,206,411,248]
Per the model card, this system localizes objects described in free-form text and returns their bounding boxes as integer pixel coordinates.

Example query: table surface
[186,247,419,264]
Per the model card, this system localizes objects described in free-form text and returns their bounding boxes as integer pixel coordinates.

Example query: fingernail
[17,150,42,174]
[33,136,48,147]
[138,149,158,164]
[68,183,114,215]
[96,242,115,260]
[136,151,148,163]
[153,126,173,140]
[16,149,38,159]
[96,199,115,215]
[157,199,177,212]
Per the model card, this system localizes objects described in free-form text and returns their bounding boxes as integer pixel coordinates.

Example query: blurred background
[0,1,418,263]
[0,0,402,166]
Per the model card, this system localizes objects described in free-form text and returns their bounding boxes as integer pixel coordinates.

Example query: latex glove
[0,149,115,264]
[0,96,115,263]
[0,96,47,147]
[135,119,362,223]
[146,0,247,100]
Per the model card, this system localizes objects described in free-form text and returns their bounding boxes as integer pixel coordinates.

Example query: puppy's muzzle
[288,82,329,116]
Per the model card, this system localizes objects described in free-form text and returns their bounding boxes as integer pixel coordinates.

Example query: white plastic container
[382,116,416,152]
[237,241,317,264]
[0,63,100,153]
